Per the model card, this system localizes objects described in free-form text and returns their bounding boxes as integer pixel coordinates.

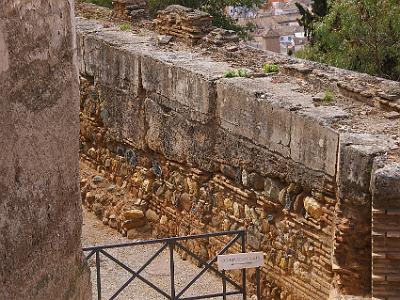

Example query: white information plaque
[217,252,264,271]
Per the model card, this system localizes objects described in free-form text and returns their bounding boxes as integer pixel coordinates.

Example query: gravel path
[81,208,243,300]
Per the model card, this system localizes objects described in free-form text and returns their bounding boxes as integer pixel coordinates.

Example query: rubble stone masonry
[76,17,400,299]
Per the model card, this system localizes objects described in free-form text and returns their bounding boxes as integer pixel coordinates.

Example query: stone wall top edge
[216,77,351,128]
[370,156,400,199]
[76,18,232,80]
[75,18,399,132]
[76,17,399,183]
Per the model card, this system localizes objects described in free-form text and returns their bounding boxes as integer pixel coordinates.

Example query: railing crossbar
[83,230,245,252]
[179,290,243,300]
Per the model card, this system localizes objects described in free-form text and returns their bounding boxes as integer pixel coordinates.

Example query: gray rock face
[0,1,91,299]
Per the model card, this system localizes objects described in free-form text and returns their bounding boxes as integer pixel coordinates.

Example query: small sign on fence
[217,252,264,271]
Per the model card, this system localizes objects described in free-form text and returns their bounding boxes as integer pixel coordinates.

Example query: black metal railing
[83,230,251,300]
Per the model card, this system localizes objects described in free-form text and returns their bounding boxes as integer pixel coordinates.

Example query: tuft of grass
[262,63,279,74]
[119,23,132,31]
[224,69,248,78]
[323,90,335,103]
[238,69,248,77]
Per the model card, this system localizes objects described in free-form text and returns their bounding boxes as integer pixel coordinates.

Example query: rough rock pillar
[0,1,91,299]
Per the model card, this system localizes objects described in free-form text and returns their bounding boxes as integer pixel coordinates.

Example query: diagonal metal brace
[175,234,242,299]
[100,247,171,300]
[175,241,242,290]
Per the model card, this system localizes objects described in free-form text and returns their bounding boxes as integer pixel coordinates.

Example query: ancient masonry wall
[76,18,400,299]
[371,159,400,299]
[0,1,91,300]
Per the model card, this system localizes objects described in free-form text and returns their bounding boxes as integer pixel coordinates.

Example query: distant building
[233,0,311,55]
[255,25,306,54]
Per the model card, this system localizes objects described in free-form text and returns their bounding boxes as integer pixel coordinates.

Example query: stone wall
[76,17,400,299]
[0,1,91,299]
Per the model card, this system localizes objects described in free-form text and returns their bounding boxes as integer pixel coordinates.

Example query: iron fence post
[96,250,102,300]
[241,232,247,300]
[169,241,176,300]
[256,267,261,300]
[222,270,227,300]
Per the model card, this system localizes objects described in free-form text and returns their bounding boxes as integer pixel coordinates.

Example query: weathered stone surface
[112,0,147,20]
[370,158,400,200]
[123,209,145,220]
[290,112,339,177]
[96,83,146,149]
[154,5,213,43]
[216,77,340,177]
[144,97,216,170]
[337,133,395,203]
[217,78,292,158]
[141,50,229,123]
[303,197,323,220]
[264,177,285,202]
[205,28,239,45]
[0,2,91,299]
[213,128,332,190]
[76,20,148,88]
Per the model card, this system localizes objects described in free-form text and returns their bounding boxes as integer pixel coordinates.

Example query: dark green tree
[295,0,329,41]
[297,0,400,80]
[148,0,263,38]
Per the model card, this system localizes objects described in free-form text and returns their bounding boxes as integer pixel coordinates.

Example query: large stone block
[337,134,395,203]
[217,77,340,177]
[79,34,142,96]
[216,78,291,157]
[141,51,229,122]
[144,97,216,171]
[290,112,339,177]
[371,158,400,199]
[76,20,150,96]
[96,84,146,149]
[76,18,105,77]
[214,128,331,190]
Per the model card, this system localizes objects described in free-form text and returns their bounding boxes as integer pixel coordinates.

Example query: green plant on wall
[119,23,132,31]
[323,90,335,103]
[224,69,248,78]
[262,63,279,73]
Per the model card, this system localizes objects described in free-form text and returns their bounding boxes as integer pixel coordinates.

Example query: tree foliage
[148,0,262,38]
[295,0,329,40]
[296,0,400,81]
